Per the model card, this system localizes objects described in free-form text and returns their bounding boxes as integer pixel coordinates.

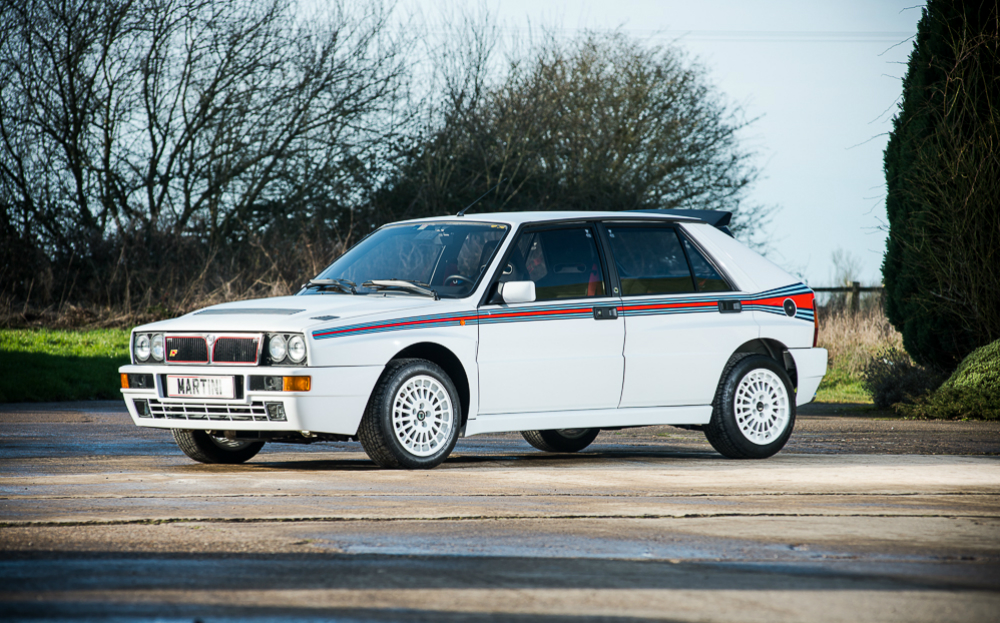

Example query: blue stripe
[311,282,815,339]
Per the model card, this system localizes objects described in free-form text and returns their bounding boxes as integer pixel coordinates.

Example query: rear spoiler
[631,209,734,238]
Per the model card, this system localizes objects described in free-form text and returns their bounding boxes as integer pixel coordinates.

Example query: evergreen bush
[882,0,1000,370]
[895,339,1000,420]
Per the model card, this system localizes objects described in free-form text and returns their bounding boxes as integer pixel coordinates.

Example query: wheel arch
[733,338,798,390]
[391,342,471,425]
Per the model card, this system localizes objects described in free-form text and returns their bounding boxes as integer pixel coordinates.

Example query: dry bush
[862,346,945,409]
[817,304,904,378]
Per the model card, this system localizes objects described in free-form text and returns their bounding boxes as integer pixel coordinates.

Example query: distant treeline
[0,0,764,321]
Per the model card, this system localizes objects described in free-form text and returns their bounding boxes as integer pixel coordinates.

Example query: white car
[119,211,827,468]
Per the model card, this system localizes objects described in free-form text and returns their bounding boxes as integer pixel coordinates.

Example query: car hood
[133,294,445,334]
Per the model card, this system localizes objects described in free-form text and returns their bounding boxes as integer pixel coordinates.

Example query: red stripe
[743,293,814,310]
[622,301,716,312]
[487,307,591,320]
[319,315,476,337]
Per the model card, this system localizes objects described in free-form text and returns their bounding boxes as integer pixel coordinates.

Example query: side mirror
[499,281,535,304]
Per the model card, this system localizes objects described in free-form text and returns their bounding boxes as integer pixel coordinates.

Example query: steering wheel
[444,274,474,287]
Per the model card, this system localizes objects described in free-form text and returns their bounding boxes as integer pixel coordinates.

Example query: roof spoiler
[631,209,734,237]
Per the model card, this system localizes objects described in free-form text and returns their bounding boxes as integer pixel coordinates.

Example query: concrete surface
[1,401,999,622]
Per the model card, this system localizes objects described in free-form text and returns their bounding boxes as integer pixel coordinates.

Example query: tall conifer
[883,0,1000,369]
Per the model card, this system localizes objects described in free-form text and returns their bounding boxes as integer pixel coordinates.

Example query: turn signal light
[120,373,129,389]
[283,376,311,392]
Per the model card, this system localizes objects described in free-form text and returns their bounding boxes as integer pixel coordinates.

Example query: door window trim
[599,221,736,295]
[479,221,615,307]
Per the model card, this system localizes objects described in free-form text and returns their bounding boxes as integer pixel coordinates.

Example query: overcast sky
[402,0,924,286]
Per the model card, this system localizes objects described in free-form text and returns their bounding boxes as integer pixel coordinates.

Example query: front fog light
[135,334,151,361]
[265,402,287,421]
[151,333,164,361]
[269,334,287,362]
[133,399,151,418]
[288,335,306,363]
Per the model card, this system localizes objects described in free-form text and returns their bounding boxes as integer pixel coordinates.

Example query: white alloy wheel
[391,374,455,457]
[733,368,790,445]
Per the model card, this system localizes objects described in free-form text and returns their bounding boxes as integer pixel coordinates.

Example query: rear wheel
[521,428,600,453]
[704,354,795,459]
[358,359,461,469]
[171,429,265,464]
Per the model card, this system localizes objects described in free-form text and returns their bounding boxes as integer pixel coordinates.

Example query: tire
[358,358,461,469]
[704,354,796,459]
[171,429,265,464]
[521,428,600,453]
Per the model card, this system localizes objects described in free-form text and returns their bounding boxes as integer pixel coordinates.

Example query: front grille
[166,337,208,363]
[212,337,259,363]
[146,399,270,422]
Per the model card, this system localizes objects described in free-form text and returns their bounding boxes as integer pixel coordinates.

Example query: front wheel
[521,428,600,453]
[704,354,795,459]
[358,359,461,469]
[171,429,265,464]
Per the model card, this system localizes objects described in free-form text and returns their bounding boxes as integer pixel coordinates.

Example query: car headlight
[268,334,287,363]
[288,335,306,363]
[151,333,164,361]
[135,334,151,362]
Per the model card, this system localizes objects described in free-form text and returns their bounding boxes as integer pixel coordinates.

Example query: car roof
[396,210,704,227]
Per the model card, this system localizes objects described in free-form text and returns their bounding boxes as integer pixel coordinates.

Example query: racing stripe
[310,283,815,340]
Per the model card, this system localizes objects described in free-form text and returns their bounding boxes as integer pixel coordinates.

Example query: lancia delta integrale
[119,210,827,468]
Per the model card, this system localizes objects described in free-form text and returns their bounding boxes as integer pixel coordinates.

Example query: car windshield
[304,221,509,299]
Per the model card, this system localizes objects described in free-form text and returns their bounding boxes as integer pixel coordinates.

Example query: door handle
[593,306,619,320]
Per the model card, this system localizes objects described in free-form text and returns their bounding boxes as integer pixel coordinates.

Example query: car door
[603,223,758,408]
[477,223,625,415]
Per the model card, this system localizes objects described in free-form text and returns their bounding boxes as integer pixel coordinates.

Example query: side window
[452,230,506,279]
[681,237,731,292]
[605,226,695,295]
[500,227,606,301]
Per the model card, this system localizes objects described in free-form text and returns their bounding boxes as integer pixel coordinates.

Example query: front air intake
[212,337,259,364]
[165,336,208,363]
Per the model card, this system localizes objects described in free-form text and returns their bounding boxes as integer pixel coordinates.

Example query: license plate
[166,375,235,399]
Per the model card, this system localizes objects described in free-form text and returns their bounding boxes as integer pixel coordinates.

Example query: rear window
[605,226,694,295]
[681,237,731,292]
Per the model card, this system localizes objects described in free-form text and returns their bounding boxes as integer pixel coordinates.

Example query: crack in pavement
[5,512,1000,528]
[3,491,998,501]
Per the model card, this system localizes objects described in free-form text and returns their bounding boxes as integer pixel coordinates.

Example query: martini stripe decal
[312,311,479,340]
[311,283,815,340]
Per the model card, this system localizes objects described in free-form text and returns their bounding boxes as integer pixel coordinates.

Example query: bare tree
[1,0,410,311]
[375,23,768,242]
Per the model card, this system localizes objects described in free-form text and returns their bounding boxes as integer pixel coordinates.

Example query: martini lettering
[179,378,221,395]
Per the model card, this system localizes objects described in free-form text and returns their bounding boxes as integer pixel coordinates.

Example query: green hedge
[895,339,1000,420]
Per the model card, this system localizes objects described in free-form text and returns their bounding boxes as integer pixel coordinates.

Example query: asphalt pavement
[1,400,999,622]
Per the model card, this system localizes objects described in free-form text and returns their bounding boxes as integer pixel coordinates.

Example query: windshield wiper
[362,279,439,300]
[302,278,357,294]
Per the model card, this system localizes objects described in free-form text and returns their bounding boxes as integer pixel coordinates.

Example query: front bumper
[118,364,384,436]
[788,347,829,407]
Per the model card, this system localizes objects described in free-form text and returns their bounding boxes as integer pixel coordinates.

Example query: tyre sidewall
[172,429,264,464]
[375,360,461,469]
[540,428,600,452]
[718,356,796,459]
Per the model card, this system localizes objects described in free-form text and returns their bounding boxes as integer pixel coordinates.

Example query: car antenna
[456,178,507,217]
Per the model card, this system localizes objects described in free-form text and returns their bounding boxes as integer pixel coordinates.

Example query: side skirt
[463,405,712,437]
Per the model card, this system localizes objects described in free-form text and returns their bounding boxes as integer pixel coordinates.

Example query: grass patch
[0,329,130,402]
[814,366,871,404]
[811,306,903,405]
